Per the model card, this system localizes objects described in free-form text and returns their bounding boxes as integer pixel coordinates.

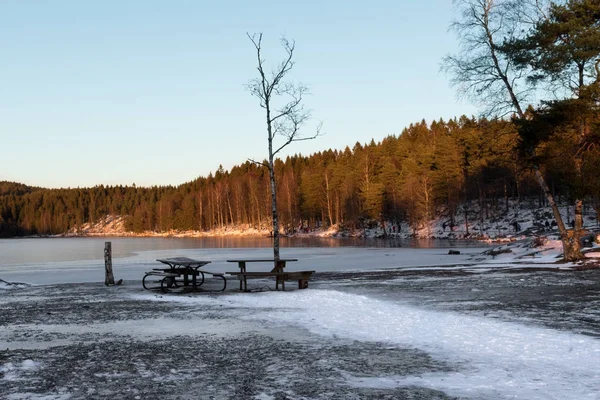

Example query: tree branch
[247,158,271,170]
[273,121,323,156]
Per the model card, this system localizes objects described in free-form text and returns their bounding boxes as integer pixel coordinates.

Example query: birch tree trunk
[247,33,319,264]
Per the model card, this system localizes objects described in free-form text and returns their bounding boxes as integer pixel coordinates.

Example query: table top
[226,258,298,263]
[156,257,211,267]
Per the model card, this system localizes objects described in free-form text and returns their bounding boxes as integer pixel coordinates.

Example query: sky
[0,0,478,189]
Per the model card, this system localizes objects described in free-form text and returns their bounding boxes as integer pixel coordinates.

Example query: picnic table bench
[226,258,315,292]
[143,257,226,293]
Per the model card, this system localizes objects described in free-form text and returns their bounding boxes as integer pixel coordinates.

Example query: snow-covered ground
[138,288,599,399]
[63,198,600,241]
[1,242,599,399]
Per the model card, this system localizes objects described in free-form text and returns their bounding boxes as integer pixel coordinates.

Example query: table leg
[239,262,246,291]
[276,261,286,291]
[197,271,205,290]
[183,273,190,287]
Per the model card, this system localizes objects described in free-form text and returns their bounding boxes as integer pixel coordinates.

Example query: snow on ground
[0,280,30,290]
[1,241,599,399]
[388,198,600,240]
[2,275,598,399]
[57,196,600,241]
[130,289,599,399]
[0,359,41,380]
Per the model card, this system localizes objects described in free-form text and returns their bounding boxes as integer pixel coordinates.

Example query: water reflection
[280,236,483,249]
[0,236,485,265]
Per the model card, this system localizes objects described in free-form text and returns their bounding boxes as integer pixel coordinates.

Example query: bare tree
[246,33,320,260]
[444,0,533,117]
[443,0,579,261]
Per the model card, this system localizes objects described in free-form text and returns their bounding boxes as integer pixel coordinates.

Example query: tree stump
[104,242,115,285]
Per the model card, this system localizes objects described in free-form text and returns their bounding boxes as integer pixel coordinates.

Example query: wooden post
[104,242,115,286]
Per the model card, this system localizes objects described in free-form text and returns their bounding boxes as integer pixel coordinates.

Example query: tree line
[1,115,591,238]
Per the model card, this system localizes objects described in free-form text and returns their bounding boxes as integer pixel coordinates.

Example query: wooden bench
[142,271,180,293]
[226,270,315,292]
[152,268,202,276]
[143,258,227,293]
[283,271,315,289]
[145,271,179,278]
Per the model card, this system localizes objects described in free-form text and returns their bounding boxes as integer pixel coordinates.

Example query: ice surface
[135,290,600,399]
[1,359,41,381]
[2,245,598,399]
[0,244,560,286]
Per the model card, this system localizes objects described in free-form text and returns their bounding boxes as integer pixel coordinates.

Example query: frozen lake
[0,237,488,285]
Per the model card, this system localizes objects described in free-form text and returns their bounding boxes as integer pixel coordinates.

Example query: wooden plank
[144,272,179,278]
[227,272,284,277]
[227,271,314,276]
[156,257,211,267]
[283,271,315,279]
[169,268,200,275]
[227,271,315,279]
[204,272,225,276]
[226,259,298,262]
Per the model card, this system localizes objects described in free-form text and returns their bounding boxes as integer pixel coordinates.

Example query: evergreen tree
[502,0,600,260]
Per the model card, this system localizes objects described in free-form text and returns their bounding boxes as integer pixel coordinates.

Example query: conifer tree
[444,0,586,260]
[500,0,600,260]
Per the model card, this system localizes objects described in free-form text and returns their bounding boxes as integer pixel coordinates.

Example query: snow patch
[142,289,600,399]
[1,359,41,381]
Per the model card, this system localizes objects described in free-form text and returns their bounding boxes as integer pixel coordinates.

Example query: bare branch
[247,158,271,170]
[443,0,541,117]
[269,83,308,123]
[273,121,323,157]
[246,32,270,107]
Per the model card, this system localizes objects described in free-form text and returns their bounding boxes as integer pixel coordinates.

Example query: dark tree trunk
[104,241,114,286]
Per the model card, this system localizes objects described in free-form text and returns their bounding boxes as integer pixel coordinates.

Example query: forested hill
[1,116,597,238]
[0,182,42,196]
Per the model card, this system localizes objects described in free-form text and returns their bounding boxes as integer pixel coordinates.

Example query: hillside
[0,181,41,196]
[2,117,599,241]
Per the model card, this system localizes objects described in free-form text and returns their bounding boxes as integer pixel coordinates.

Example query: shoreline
[16,228,524,243]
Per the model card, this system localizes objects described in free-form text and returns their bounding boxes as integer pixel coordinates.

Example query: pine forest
[2,115,598,238]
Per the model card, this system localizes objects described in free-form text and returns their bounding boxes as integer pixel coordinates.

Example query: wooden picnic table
[226,258,314,292]
[143,257,226,293]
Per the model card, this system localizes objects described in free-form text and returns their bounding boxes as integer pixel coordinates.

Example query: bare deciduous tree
[443,0,580,261]
[443,0,548,117]
[246,33,320,260]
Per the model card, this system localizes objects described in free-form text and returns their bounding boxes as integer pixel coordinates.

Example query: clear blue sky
[0,0,478,189]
